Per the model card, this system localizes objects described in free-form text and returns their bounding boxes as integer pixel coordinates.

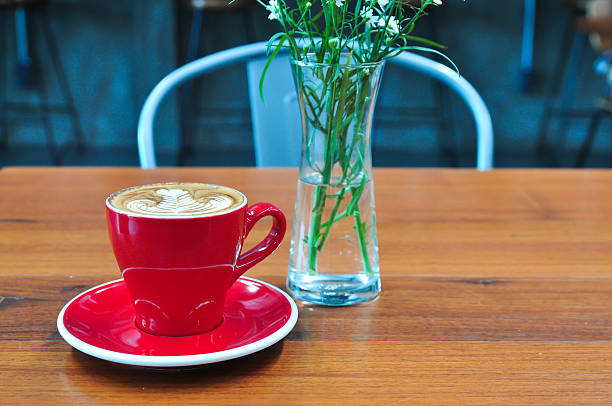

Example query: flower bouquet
[252,0,454,305]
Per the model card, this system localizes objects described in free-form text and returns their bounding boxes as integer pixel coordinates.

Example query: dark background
[1,0,610,167]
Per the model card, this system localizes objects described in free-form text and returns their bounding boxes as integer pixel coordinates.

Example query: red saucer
[57,277,298,367]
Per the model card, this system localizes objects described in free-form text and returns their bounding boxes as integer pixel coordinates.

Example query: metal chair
[0,0,84,165]
[178,0,258,164]
[575,49,612,167]
[519,0,537,91]
[535,0,595,165]
[138,41,494,170]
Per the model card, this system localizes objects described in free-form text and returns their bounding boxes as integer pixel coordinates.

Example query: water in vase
[287,173,381,306]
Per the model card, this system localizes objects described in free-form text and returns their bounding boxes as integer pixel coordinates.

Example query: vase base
[286,272,381,306]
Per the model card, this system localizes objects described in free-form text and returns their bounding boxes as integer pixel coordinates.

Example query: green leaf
[402,35,446,49]
[259,35,288,103]
[266,32,288,55]
[387,46,459,74]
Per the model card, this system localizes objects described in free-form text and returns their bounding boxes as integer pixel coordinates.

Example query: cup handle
[231,203,286,286]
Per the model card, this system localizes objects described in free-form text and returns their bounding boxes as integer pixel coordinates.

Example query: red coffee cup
[105,183,286,336]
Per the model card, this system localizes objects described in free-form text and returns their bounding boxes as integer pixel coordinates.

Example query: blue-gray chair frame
[137,41,494,170]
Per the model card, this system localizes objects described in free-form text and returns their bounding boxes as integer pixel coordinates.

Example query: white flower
[377,15,400,36]
[266,0,281,20]
[432,0,442,4]
[377,0,389,8]
[360,7,375,27]
[331,0,344,6]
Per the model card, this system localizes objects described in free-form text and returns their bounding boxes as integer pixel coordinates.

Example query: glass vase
[287,55,384,306]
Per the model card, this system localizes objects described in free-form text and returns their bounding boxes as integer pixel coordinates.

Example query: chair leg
[519,0,537,92]
[0,12,9,150]
[15,7,33,88]
[37,66,60,165]
[427,10,458,167]
[186,7,204,62]
[575,110,605,167]
[537,34,586,165]
[553,32,587,158]
[178,7,204,166]
[39,7,85,152]
[242,9,257,44]
[27,9,59,165]
[433,80,458,167]
[536,12,580,159]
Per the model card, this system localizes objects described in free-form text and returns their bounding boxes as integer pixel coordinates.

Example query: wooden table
[2,167,612,404]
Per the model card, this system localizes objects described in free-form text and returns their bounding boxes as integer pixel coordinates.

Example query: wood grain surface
[2,167,612,404]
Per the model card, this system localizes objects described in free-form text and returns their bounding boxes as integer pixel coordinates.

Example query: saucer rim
[56,277,298,367]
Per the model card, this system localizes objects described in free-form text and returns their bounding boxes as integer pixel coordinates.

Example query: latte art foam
[108,183,245,218]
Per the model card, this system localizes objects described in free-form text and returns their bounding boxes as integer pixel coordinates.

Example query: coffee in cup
[107,182,245,217]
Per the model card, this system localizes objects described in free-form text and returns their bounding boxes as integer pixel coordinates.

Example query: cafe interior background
[1,0,612,169]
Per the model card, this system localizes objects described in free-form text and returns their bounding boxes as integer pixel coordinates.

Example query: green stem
[306,85,337,273]
[317,188,345,251]
[353,206,372,275]
[350,175,372,274]
[307,185,326,274]
[303,61,375,276]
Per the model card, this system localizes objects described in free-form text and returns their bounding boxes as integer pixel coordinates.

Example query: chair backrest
[138,41,494,170]
[245,53,302,167]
